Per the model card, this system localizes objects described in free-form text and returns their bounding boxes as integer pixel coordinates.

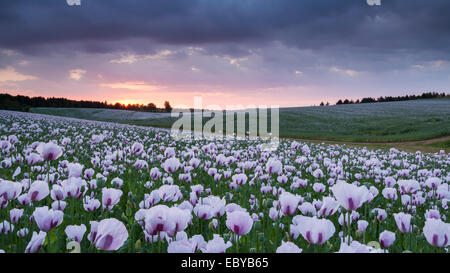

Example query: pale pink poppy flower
[397,179,420,194]
[357,220,369,232]
[213,173,222,182]
[369,186,379,197]
[65,224,87,243]
[111,177,123,188]
[292,215,335,245]
[50,185,66,201]
[313,183,326,193]
[91,134,104,143]
[134,209,148,227]
[372,208,387,222]
[276,241,302,253]
[167,239,196,253]
[425,209,440,220]
[84,168,95,179]
[232,173,248,186]
[393,212,412,233]
[278,192,301,216]
[225,203,246,213]
[269,207,281,221]
[67,163,84,178]
[318,197,340,217]
[0,140,11,151]
[425,177,442,189]
[87,221,99,243]
[350,211,359,222]
[133,159,148,169]
[144,205,175,235]
[26,153,42,166]
[379,230,396,248]
[164,147,176,158]
[25,231,46,253]
[423,218,449,247]
[190,234,207,252]
[88,179,97,190]
[277,175,288,184]
[17,227,29,237]
[226,210,253,236]
[211,219,219,230]
[131,142,144,154]
[51,200,66,211]
[102,188,123,211]
[0,221,13,234]
[10,208,24,224]
[384,177,396,187]
[330,180,369,211]
[94,218,128,251]
[194,204,213,220]
[61,177,85,199]
[61,137,71,145]
[0,180,22,200]
[401,195,411,206]
[27,180,49,202]
[158,185,182,202]
[150,167,162,180]
[191,185,204,196]
[382,187,398,200]
[37,142,63,161]
[436,184,449,200]
[167,207,192,235]
[201,234,232,253]
[201,195,226,217]
[337,240,377,253]
[33,206,63,232]
[140,190,160,209]
[301,144,311,155]
[265,158,282,175]
[17,194,30,206]
[189,158,201,168]
[163,157,180,173]
[312,169,324,179]
[299,202,316,216]
[83,197,101,212]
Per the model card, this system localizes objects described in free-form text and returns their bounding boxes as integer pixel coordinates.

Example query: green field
[31,98,450,143]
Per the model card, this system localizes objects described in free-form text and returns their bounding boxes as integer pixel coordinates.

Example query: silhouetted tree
[164,101,172,112]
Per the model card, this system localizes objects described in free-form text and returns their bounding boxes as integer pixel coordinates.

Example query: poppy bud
[135,239,142,252]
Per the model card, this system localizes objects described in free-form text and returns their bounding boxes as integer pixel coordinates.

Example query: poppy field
[0,110,448,253]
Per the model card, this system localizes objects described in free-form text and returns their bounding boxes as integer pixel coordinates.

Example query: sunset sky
[1,0,449,109]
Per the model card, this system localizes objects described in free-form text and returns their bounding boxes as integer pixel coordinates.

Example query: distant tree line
[0,93,172,113]
[322,92,448,106]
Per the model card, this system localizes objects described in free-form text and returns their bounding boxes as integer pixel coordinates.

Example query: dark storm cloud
[1,0,450,57]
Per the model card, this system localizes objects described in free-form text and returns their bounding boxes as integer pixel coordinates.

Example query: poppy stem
[347,212,351,246]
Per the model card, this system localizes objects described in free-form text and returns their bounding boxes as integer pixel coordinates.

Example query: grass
[31,98,450,144]
[427,139,450,148]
